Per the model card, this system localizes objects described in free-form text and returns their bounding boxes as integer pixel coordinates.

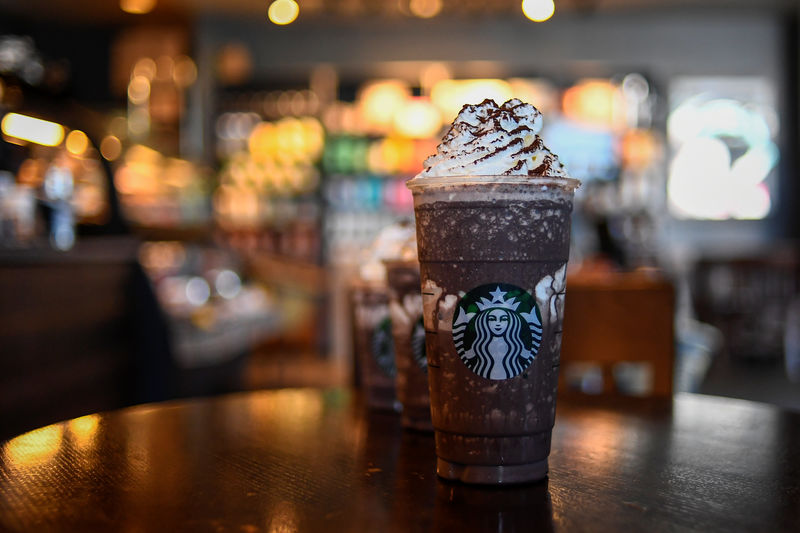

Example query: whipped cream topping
[421,98,568,178]
[359,221,417,283]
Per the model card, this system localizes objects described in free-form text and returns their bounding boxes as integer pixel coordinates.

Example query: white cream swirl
[358,221,417,283]
[421,98,568,178]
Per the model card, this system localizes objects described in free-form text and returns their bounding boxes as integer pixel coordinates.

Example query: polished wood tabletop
[1,388,799,532]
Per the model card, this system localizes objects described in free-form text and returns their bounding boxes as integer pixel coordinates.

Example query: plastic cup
[350,280,398,411]
[384,259,432,431]
[406,175,580,484]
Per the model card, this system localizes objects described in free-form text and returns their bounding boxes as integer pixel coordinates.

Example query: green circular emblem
[452,283,542,380]
[371,317,397,377]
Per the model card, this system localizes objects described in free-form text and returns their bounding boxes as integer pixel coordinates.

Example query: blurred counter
[0,236,284,440]
[0,236,143,440]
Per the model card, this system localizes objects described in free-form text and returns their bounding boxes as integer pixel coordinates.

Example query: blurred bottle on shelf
[42,163,75,250]
[0,171,36,246]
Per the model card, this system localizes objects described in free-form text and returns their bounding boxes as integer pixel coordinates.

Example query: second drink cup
[384,258,432,431]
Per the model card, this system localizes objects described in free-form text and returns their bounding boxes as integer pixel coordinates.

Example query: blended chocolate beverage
[351,223,419,411]
[384,258,431,431]
[407,98,580,484]
[351,280,397,411]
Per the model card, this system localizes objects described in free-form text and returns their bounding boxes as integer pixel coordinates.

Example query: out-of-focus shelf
[129,223,215,243]
[245,251,328,294]
[0,235,141,265]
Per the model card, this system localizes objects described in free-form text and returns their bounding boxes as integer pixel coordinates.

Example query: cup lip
[406,174,581,192]
[381,257,420,268]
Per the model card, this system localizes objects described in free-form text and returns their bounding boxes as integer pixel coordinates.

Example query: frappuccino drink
[407,98,580,484]
[384,233,430,431]
[351,223,417,411]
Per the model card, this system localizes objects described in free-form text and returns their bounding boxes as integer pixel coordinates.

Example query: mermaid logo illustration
[452,284,542,380]
[372,317,397,377]
[411,317,427,372]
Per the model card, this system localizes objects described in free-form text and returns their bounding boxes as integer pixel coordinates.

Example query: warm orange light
[268,0,299,25]
[100,135,123,161]
[132,57,157,80]
[66,130,89,155]
[508,78,558,114]
[173,56,198,87]
[420,63,452,97]
[621,129,660,171]
[410,0,442,18]
[562,79,623,128]
[69,414,100,448]
[120,0,156,15]
[358,80,411,133]
[217,43,253,85]
[393,97,442,139]
[4,426,63,467]
[1,113,64,147]
[127,75,151,105]
[430,79,512,122]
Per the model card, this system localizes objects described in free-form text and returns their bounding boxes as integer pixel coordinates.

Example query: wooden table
[1,389,798,532]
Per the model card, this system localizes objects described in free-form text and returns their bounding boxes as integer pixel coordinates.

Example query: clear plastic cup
[384,259,432,431]
[407,174,580,484]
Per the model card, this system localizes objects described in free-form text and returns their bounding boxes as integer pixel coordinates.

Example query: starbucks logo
[411,316,427,373]
[371,317,397,377]
[452,283,542,380]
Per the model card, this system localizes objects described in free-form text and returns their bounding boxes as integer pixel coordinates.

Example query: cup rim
[405,174,581,192]
[381,258,420,268]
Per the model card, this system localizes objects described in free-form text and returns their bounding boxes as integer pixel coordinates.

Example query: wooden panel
[0,240,141,440]
[560,273,675,397]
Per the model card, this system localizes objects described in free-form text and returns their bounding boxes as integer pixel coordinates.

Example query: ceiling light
[1,113,64,147]
[268,0,300,25]
[409,0,442,18]
[522,0,555,23]
[120,0,156,15]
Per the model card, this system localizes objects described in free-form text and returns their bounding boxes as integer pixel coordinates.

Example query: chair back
[559,271,675,399]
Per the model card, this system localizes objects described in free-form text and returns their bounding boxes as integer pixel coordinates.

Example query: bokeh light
[268,0,300,25]
[173,56,198,87]
[1,113,64,147]
[562,79,624,128]
[358,80,411,134]
[132,57,157,80]
[667,93,777,220]
[215,270,242,300]
[393,97,442,139]
[522,0,555,22]
[409,0,442,18]
[186,276,211,306]
[120,0,156,15]
[431,79,512,122]
[100,135,123,161]
[127,75,151,105]
[65,130,89,156]
[217,43,253,85]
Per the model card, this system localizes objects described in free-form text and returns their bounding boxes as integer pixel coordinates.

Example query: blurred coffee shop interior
[1,0,800,439]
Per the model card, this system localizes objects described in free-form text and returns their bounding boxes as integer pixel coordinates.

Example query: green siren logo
[411,316,427,372]
[372,317,397,377]
[452,283,542,380]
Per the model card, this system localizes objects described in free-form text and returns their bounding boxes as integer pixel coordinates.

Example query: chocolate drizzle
[422,98,568,178]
